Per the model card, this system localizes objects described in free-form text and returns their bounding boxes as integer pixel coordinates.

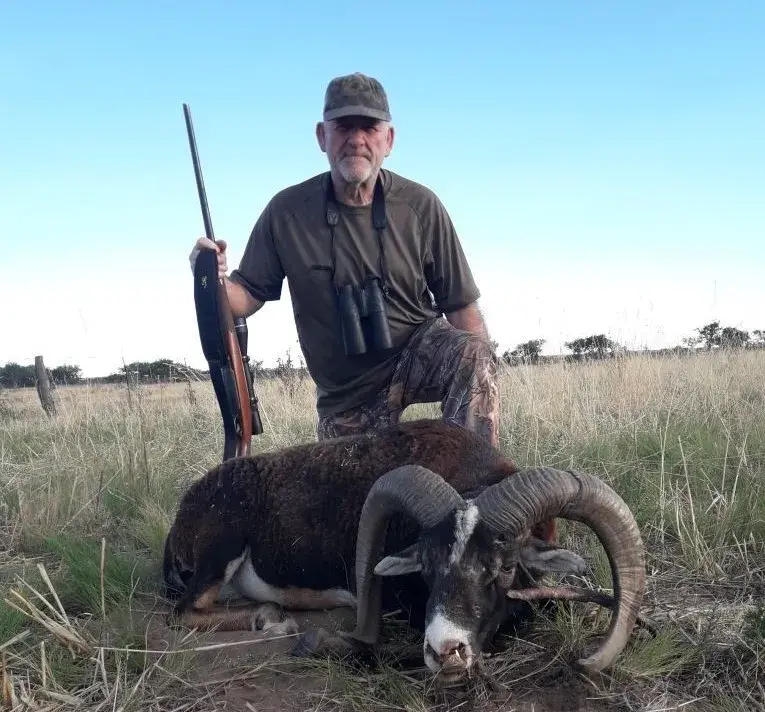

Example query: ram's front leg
[168,599,299,636]
[165,569,295,635]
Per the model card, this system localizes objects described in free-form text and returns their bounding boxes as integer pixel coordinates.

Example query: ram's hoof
[291,628,324,657]
[251,603,299,637]
[290,628,369,659]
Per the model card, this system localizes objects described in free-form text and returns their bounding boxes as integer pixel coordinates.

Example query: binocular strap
[324,173,391,295]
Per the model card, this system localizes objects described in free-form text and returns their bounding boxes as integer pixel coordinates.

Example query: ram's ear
[374,544,421,576]
[520,538,587,578]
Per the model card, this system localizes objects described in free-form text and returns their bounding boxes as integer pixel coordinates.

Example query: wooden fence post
[35,355,57,416]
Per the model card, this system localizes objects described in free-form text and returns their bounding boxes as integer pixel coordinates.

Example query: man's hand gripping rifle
[182,103,264,461]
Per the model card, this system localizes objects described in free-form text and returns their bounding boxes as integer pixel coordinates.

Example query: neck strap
[325,172,387,229]
[325,172,390,295]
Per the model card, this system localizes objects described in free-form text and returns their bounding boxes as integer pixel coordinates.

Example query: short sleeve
[423,197,480,313]
[229,202,285,302]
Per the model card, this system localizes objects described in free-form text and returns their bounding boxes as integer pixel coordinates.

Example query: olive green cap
[323,72,391,122]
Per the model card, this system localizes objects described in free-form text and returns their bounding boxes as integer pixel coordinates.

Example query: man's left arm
[445,301,489,340]
[423,195,492,341]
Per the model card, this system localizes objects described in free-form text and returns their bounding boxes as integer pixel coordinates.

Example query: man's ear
[316,121,327,152]
[374,543,421,576]
[385,123,395,157]
[520,538,587,578]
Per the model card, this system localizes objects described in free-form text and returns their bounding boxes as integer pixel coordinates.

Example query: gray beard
[338,158,375,185]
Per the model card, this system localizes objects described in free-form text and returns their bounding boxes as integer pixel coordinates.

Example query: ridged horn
[348,465,465,645]
[474,467,645,673]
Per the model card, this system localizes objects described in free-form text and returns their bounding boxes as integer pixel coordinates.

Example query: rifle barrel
[182,103,216,243]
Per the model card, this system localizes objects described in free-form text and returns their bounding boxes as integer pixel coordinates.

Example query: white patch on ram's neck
[448,501,479,566]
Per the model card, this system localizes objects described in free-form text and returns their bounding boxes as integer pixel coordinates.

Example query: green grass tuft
[742,602,765,650]
[615,629,702,679]
[40,534,152,616]
[0,601,28,640]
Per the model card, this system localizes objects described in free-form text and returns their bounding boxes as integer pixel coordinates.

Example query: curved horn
[348,465,465,646]
[474,467,645,674]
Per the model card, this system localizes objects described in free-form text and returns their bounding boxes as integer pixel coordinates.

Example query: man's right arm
[190,237,265,319]
[224,276,264,319]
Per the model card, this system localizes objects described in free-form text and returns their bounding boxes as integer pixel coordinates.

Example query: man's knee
[438,328,500,447]
[454,331,498,387]
[461,330,496,364]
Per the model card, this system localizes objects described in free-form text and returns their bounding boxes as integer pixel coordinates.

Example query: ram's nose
[423,610,475,676]
[425,639,469,672]
[438,639,465,662]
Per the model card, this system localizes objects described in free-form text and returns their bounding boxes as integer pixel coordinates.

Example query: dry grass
[0,349,763,710]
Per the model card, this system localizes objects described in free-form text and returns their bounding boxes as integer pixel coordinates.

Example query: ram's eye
[498,564,516,582]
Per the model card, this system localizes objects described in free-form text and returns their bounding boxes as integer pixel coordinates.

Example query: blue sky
[1,1,763,376]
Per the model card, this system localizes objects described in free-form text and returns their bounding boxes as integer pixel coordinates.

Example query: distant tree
[564,334,618,360]
[505,339,545,364]
[488,338,500,363]
[118,359,185,382]
[0,362,36,388]
[681,336,700,349]
[753,330,765,347]
[51,364,82,385]
[695,321,721,350]
[691,322,753,350]
[564,338,584,359]
[719,326,749,349]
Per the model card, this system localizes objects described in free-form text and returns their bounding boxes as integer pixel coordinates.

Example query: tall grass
[0,349,763,710]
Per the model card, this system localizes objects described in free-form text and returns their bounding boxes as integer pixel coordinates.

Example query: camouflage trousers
[316,318,500,447]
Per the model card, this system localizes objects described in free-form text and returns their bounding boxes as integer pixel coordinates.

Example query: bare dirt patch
[122,597,638,712]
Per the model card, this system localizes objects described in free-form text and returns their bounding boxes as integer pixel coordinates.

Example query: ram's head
[348,465,645,680]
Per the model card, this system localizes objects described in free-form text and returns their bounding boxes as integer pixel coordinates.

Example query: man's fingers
[191,237,228,277]
[196,237,227,252]
[196,237,218,251]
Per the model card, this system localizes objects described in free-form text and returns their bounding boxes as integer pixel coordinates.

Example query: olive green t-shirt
[229,169,480,416]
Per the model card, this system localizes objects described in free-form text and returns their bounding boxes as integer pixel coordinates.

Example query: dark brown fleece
[164,420,518,600]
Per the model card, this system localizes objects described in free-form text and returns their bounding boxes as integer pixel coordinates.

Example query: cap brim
[323,105,391,122]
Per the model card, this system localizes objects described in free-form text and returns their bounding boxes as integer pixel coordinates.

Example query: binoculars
[337,276,394,356]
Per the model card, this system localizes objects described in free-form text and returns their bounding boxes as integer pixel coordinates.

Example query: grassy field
[0,349,763,711]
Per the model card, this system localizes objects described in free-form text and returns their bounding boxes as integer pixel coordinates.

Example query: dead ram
[163,419,645,679]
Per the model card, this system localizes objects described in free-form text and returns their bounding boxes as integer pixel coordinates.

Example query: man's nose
[346,127,365,144]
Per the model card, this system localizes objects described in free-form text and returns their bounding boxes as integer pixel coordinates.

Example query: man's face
[317,116,395,185]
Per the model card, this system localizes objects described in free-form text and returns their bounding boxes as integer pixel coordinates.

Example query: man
[189,72,500,446]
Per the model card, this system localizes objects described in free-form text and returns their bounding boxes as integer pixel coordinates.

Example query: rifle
[182,103,264,462]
